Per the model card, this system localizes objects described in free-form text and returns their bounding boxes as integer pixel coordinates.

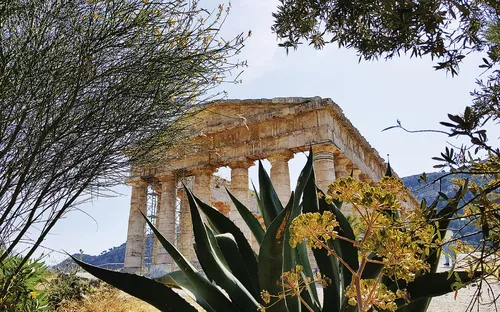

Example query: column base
[148,263,177,278]
[122,266,141,274]
[124,255,142,268]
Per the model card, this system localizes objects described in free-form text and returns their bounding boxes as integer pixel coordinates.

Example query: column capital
[312,143,338,154]
[333,154,350,166]
[346,164,362,179]
[125,178,148,187]
[156,173,176,183]
[359,172,372,184]
[267,150,294,163]
[189,165,217,176]
[227,158,254,170]
[130,164,144,177]
[346,163,361,172]
[152,184,162,193]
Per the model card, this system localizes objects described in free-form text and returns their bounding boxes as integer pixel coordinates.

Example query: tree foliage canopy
[273,1,499,160]
[273,1,500,305]
[272,0,500,191]
[0,0,247,278]
[273,0,498,70]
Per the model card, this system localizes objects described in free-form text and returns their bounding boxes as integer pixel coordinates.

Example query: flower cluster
[345,279,408,312]
[328,177,398,211]
[289,212,339,249]
[288,176,435,311]
[361,224,433,282]
[259,265,331,312]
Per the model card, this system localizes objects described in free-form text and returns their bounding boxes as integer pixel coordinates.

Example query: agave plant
[72,149,479,311]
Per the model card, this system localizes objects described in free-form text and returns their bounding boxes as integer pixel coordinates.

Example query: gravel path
[427,255,500,312]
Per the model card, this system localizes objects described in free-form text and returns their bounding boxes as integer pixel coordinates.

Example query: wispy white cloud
[223,0,280,81]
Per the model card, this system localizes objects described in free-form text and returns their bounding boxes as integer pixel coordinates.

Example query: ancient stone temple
[123,97,396,273]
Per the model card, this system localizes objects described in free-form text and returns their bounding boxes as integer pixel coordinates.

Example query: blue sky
[39,0,497,264]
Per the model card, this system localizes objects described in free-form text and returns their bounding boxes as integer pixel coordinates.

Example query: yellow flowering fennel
[287,177,435,312]
[259,265,331,312]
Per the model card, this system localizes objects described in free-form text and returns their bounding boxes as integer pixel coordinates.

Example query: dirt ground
[75,254,500,312]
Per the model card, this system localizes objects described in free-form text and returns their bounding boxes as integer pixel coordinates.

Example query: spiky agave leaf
[184,188,261,312]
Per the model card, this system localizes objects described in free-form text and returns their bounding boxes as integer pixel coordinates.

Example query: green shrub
[46,271,102,309]
[0,254,49,312]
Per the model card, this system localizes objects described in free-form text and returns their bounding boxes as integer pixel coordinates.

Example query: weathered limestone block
[346,163,362,180]
[214,201,230,216]
[212,175,232,205]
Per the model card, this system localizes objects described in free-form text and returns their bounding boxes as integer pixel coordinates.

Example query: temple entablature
[130,97,391,182]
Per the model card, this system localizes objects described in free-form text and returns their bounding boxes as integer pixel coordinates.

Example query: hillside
[54,171,480,271]
[401,171,457,202]
[52,237,153,272]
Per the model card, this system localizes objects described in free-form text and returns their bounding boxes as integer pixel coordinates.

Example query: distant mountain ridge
[53,171,475,271]
[53,243,126,272]
[52,237,153,272]
[401,171,460,202]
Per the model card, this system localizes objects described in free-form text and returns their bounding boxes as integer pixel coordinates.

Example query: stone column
[347,164,362,180]
[359,172,373,185]
[154,174,177,268]
[184,168,215,265]
[268,150,294,206]
[334,153,350,179]
[152,189,161,265]
[192,167,216,205]
[310,145,338,271]
[177,186,196,263]
[334,157,354,215]
[228,160,254,243]
[229,160,253,208]
[124,179,148,273]
[312,144,336,193]
[214,201,231,217]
